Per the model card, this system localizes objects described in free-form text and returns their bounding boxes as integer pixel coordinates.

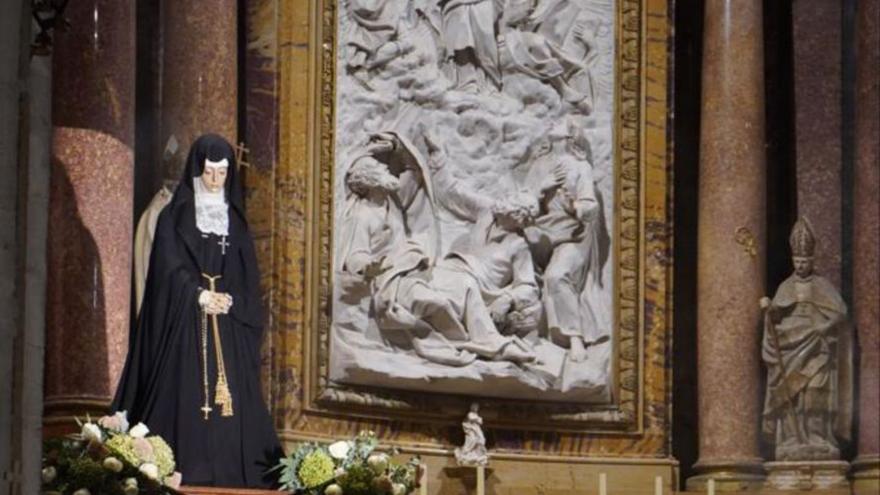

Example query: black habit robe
[112,134,282,488]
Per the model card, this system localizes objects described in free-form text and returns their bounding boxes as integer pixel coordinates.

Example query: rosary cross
[218,235,230,255]
[201,404,213,420]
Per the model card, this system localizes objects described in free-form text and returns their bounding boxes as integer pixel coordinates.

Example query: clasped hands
[199,290,233,315]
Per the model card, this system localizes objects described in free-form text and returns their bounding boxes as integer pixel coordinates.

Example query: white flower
[328,441,351,460]
[124,477,138,488]
[98,411,129,433]
[81,422,103,444]
[325,484,344,495]
[41,466,57,483]
[139,462,159,480]
[129,422,149,438]
[103,456,124,473]
[123,485,139,495]
[367,453,389,474]
[392,483,407,495]
[72,489,91,495]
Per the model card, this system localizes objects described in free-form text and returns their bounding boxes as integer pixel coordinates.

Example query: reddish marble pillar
[159,0,238,178]
[852,0,880,492]
[792,0,843,287]
[45,0,135,426]
[687,0,766,490]
[245,0,279,406]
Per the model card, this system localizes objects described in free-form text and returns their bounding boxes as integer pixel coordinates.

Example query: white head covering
[193,163,229,236]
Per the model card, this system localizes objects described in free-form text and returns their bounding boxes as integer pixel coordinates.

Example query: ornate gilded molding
[298,0,647,434]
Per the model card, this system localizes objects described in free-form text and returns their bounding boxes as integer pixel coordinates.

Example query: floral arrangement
[41,411,182,495]
[275,431,422,495]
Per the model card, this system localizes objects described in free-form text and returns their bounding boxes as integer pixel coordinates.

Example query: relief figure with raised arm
[524,121,606,362]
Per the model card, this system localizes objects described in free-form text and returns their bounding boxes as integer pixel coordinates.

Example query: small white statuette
[454,403,488,467]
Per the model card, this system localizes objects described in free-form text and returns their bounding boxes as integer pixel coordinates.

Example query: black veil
[168,133,247,224]
[112,134,280,488]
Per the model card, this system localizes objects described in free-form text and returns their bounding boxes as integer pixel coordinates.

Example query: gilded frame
[292,0,655,434]
[255,0,671,457]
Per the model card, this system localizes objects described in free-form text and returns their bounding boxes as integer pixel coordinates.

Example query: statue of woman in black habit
[112,134,282,488]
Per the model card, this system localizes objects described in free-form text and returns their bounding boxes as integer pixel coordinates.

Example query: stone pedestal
[764,461,849,491]
[852,0,880,494]
[44,0,135,426]
[851,457,880,495]
[687,0,767,490]
[159,0,237,178]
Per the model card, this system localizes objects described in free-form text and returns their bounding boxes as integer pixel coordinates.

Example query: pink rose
[133,437,155,462]
[165,472,182,489]
[98,411,129,433]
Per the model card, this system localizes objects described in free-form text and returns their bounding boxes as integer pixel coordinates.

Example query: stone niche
[246,0,674,487]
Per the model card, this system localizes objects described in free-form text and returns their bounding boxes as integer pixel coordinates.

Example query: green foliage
[340,463,380,495]
[388,456,421,493]
[348,431,379,465]
[275,454,305,492]
[105,435,140,468]
[274,431,420,495]
[42,416,180,495]
[148,437,176,478]
[67,457,108,489]
[299,450,335,488]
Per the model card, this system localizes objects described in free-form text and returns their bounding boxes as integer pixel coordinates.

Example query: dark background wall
[671,0,703,485]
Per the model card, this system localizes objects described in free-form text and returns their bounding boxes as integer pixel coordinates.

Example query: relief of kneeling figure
[336,152,537,366]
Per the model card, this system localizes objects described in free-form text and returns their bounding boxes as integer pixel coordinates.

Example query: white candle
[655,475,663,495]
[599,473,607,495]
[476,466,485,495]
[419,463,427,495]
[708,479,715,495]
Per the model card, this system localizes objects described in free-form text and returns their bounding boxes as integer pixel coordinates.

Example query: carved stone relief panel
[328,0,617,404]
[292,0,659,434]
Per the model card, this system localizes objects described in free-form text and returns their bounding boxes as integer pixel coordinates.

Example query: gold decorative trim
[302,0,647,432]
[280,429,680,465]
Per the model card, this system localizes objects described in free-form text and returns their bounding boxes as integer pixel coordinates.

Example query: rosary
[199,274,234,419]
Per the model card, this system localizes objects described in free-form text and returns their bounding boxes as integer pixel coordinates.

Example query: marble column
[792,0,843,287]
[44,0,135,429]
[0,0,24,487]
[687,0,766,490]
[852,0,880,492]
[159,0,237,179]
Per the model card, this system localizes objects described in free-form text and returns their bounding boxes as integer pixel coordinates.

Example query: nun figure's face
[201,158,229,193]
